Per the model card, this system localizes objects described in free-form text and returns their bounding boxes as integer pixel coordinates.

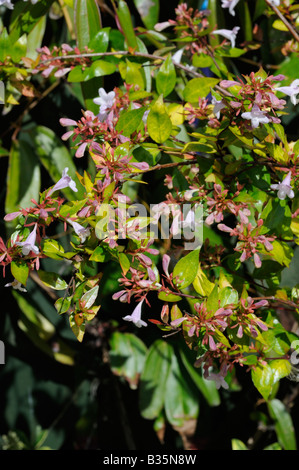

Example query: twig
[37,50,232,97]
[265,0,299,42]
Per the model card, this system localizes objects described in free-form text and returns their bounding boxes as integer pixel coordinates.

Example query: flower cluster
[216,71,288,128]
[218,219,275,268]
[33,44,92,79]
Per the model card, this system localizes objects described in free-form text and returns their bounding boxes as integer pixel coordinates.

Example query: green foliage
[1,0,299,452]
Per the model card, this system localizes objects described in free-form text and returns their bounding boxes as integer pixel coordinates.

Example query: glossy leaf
[156,54,176,98]
[164,350,200,428]
[183,77,220,104]
[147,95,173,144]
[5,139,41,231]
[268,399,297,450]
[173,249,200,289]
[37,271,68,291]
[116,107,146,137]
[251,360,292,401]
[11,260,29,286]
[115,0,138,50]
[133,0,159,29]
[109,331,148,389]
[74,0,103,114]
[139,340,173,420]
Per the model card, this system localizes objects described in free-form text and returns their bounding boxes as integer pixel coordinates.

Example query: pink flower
[206,372,229,390]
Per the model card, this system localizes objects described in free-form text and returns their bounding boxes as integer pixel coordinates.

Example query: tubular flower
[241,104,270,128]
[93,88,116,121]
[67,219,91,243]
[270,171,295,200]
[213,26,240,49]
[5,279,27,292]
[47,168,78,196]
[220,0,240,16]
[276,79,299,105]
[15,224,39,256]
[123,299,147,328]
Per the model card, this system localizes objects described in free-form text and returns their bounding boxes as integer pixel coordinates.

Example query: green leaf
[5,139,41,231]
[82,60,117,81]
[183,77,220,103]
[156,54,176,98]
[109,331,148,389]
[13,291,75,365]
[37,270,68,291]
[89,245,110,262]
[133,0,159,29]
[116,107,146,137]
[80,285,99,309]
[9,0,55,43]
[10,34,27,62]
[193,264,215,296]
[0,28,12,62]
[54,296,72,314]
[251,360,292,401]
[116,0,138,50]
[118,252,131,274]
[178,341,220,406]
[41,239,75,260]
[231,439,248,450]
[11,260,29,286]
[119,60,145,91]
[139,340,173,420]
[69,312,85,342]
[262,240,293,267]
[147,95,173,144]
[268,399,297,450]
[88,27,110,53]
[173,249,199,289]
[74,0,103,113]
[164,350,200,428]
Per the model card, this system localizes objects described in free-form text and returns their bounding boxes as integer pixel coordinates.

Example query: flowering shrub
[1,0,299,451]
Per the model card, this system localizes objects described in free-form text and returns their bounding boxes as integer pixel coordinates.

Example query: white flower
[48,168,78,196]
[154,21,171,32]
[220,0,240,16]
[211,96,226,119]
[15,224,39,256]
[268,0,280,6]
[241,104,270,128]
[206,372,229,390]
[0,0,14,8]
[67,219,91,243]
[123,299,147,328]
[5,279,27,292]
[213,26,240,49]
[276,79,299,105]
[172,48,184,65]
[93,88,115,121]
[270,171,295,200]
